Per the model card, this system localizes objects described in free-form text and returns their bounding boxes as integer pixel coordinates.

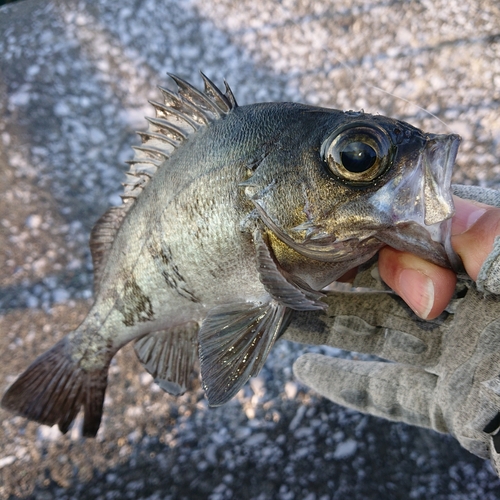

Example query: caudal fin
[1,338,108,437]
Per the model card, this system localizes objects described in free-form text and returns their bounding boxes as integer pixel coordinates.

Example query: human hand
[379,189,500,320]
[282,185,500,474]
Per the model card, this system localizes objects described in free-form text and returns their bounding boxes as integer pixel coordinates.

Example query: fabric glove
[282,184,500,474]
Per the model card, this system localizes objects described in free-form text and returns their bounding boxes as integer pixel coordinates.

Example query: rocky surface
[1,0,500,498]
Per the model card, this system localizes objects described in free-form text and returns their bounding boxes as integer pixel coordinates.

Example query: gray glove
[282,184,500,474]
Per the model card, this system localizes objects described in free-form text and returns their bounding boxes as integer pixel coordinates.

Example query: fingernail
[452,197,488,235]
[399,269,434,319]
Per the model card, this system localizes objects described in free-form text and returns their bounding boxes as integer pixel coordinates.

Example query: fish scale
[1,73,460,436]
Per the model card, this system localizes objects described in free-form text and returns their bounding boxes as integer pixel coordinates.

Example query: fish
[1,73,460,437]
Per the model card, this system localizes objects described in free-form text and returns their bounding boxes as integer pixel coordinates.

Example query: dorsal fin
[121,72,238,204]
[90,205,130,294]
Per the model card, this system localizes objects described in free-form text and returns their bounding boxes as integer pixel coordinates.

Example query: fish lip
[423,133,462,270]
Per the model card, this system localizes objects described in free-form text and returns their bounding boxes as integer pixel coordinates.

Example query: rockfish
[2,73,460,436]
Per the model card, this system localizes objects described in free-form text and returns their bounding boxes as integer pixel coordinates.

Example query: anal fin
[134,322,199,396]
[199,302,289,406]
[1,337,108,437]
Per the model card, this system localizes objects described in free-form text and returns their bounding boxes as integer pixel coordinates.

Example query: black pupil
[340,142,377,173]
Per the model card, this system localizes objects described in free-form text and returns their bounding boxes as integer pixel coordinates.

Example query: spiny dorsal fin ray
[135,131,180,152]
[123,73,237,205]
[144,117,188,141]
[200,72,233,113]
[132,145,170,161]
[134,322,199,396]
[148,99,202,131]
[223,81,238,108]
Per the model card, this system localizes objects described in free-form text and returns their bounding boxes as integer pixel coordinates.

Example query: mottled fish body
[2,74,460,436]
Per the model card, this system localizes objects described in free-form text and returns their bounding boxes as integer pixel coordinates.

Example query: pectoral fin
[134,322,199,396]
[254,230,326,311]
[199,302,291,406]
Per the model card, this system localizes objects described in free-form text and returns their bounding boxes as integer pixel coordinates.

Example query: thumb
[452,197,500,281]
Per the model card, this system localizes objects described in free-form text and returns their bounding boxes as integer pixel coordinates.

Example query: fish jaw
[370,133,461,269]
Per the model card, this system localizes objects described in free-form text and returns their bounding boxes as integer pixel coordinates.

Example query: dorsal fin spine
[127,154,162,168]
[132,145,170,161]
[224,81,238,108]
[125,160,161,175]
[136,131,180,148]
[200,71,231,113]
[125,171,151,179]
[145,117,188,141]
[123,175,147,188]
[148,100,201,131]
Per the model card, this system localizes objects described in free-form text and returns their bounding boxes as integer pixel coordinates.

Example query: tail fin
[1,338,108,437]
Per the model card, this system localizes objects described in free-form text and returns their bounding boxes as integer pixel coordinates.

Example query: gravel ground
[1,0,500,498]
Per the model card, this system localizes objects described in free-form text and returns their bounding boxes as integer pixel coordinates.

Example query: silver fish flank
[1,73,460,436]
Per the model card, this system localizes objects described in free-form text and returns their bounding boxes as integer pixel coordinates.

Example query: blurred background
[1,0,500,498]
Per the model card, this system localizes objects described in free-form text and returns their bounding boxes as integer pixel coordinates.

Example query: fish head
[244,107,461,273]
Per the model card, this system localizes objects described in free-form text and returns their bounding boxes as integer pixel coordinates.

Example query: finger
[377,197,500,316]
[378,247,456,320]
[293,353,444,431]
[451,196,490,236]
[451,197,500,281]
[283,289,445,366]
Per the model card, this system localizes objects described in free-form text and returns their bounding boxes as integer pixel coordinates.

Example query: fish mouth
[375,132,462,270]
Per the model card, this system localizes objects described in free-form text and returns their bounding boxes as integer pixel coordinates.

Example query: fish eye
[340,142,377,173]
[321,124,393,184]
